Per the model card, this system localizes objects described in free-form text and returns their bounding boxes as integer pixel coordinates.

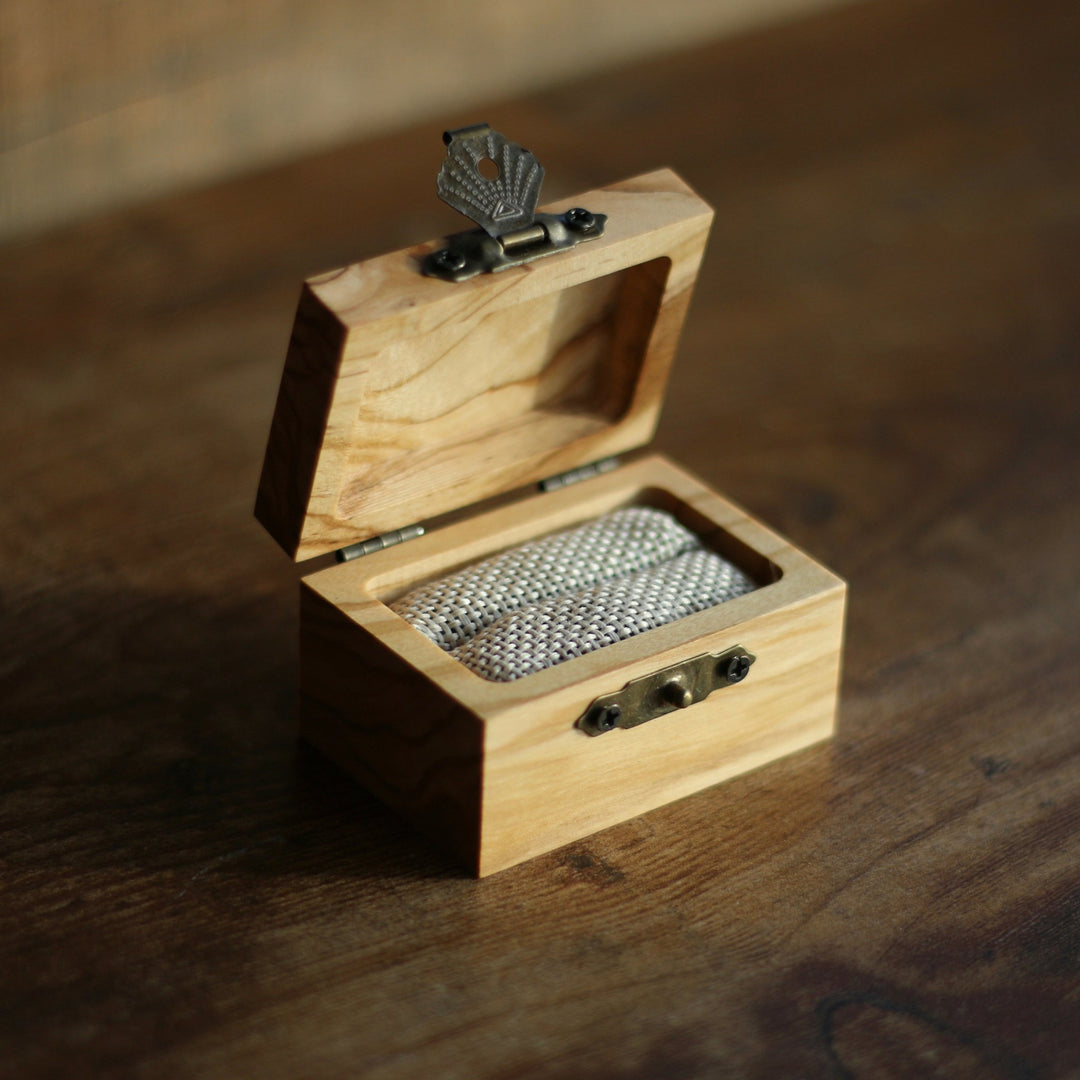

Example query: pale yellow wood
[299,453,846,876]
[477,573,844,875]
[256,170,713,561]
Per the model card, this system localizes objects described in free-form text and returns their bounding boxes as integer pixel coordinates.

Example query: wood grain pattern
[256,169,712,561]
[2,0,1079,1074]
[300,454,845,875]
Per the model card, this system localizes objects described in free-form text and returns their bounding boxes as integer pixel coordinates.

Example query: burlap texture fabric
[451,547,755,681]
[390,506,755,682]
[390,507,698,650]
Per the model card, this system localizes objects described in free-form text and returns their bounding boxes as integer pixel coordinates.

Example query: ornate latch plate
[422,124,607,282]
[577,646,756,736]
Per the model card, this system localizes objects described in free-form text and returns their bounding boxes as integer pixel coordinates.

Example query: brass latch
[577,646,756,736]
[422,124,607,282]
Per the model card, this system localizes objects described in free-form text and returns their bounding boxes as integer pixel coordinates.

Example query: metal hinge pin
[539,457,619,493]
[335,524,425,563]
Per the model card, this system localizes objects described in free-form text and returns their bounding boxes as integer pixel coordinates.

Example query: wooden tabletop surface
[4,0,1079,1076]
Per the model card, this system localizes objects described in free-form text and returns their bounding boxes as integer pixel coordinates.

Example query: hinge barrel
[538,457,619,493]
[422,209,605,282]
[335,524,425,563]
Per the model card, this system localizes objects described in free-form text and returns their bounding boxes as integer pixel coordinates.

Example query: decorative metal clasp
[577,646,756,736]
[422,124,607,282]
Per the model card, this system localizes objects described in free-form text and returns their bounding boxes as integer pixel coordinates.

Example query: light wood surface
[300,453,845,875]
[3,0,1080,1074]
[256,169,712,561]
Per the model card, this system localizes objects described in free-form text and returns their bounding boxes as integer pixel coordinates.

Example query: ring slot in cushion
[390,507,699,651]
[450,548,755,682]
[390,506,756,682]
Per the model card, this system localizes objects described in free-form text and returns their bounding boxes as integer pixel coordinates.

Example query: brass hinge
[577,646,756,736]
[422,124,607,282]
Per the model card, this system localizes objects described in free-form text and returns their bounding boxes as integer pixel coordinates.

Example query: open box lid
[256,164,713,562]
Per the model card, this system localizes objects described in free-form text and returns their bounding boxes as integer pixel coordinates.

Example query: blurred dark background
[2,0,851,241]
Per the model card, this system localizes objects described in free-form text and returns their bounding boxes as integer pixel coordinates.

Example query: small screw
[593,703,621,732]
[564,207,595,231]
[431,248,467,272]
[725,655,752,684]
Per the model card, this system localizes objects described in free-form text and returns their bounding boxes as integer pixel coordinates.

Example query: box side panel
[478,582,846,876]
[299,585,484,873]
[255,284,347,560]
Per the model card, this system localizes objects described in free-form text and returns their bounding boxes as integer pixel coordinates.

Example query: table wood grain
[3,0,1078,1076]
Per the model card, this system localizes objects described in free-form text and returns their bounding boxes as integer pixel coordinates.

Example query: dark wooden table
[4,0,1079,1076]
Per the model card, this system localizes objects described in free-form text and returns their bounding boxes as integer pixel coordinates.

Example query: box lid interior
[256,168,714,562]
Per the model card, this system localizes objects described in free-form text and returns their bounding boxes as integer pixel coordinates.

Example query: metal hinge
[422,124,607,282]
[538,457,619,493]
[334,456,617,560]
[335,524,425,563]
[577,646,756,736]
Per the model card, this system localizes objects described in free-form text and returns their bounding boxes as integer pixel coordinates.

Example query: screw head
[593,703,621,731]
[725,655,752,684]
[432,248,467,272]
[564,207,595,231]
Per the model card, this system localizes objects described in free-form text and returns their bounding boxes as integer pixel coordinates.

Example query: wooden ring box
[256,168,846,877]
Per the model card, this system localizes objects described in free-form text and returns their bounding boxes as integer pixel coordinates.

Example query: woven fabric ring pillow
[391,507,756,682]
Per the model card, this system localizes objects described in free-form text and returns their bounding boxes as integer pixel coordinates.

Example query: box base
[299,453,846,876]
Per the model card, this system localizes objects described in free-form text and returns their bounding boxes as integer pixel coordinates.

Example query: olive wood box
[256,168,846,877]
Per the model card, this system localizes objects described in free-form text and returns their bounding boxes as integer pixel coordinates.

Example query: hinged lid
[256,166,713,561]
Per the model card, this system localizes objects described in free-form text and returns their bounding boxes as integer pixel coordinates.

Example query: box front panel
[477,584,845,876]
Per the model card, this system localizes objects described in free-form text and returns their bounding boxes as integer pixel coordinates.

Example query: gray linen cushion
[390,506,755,682]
